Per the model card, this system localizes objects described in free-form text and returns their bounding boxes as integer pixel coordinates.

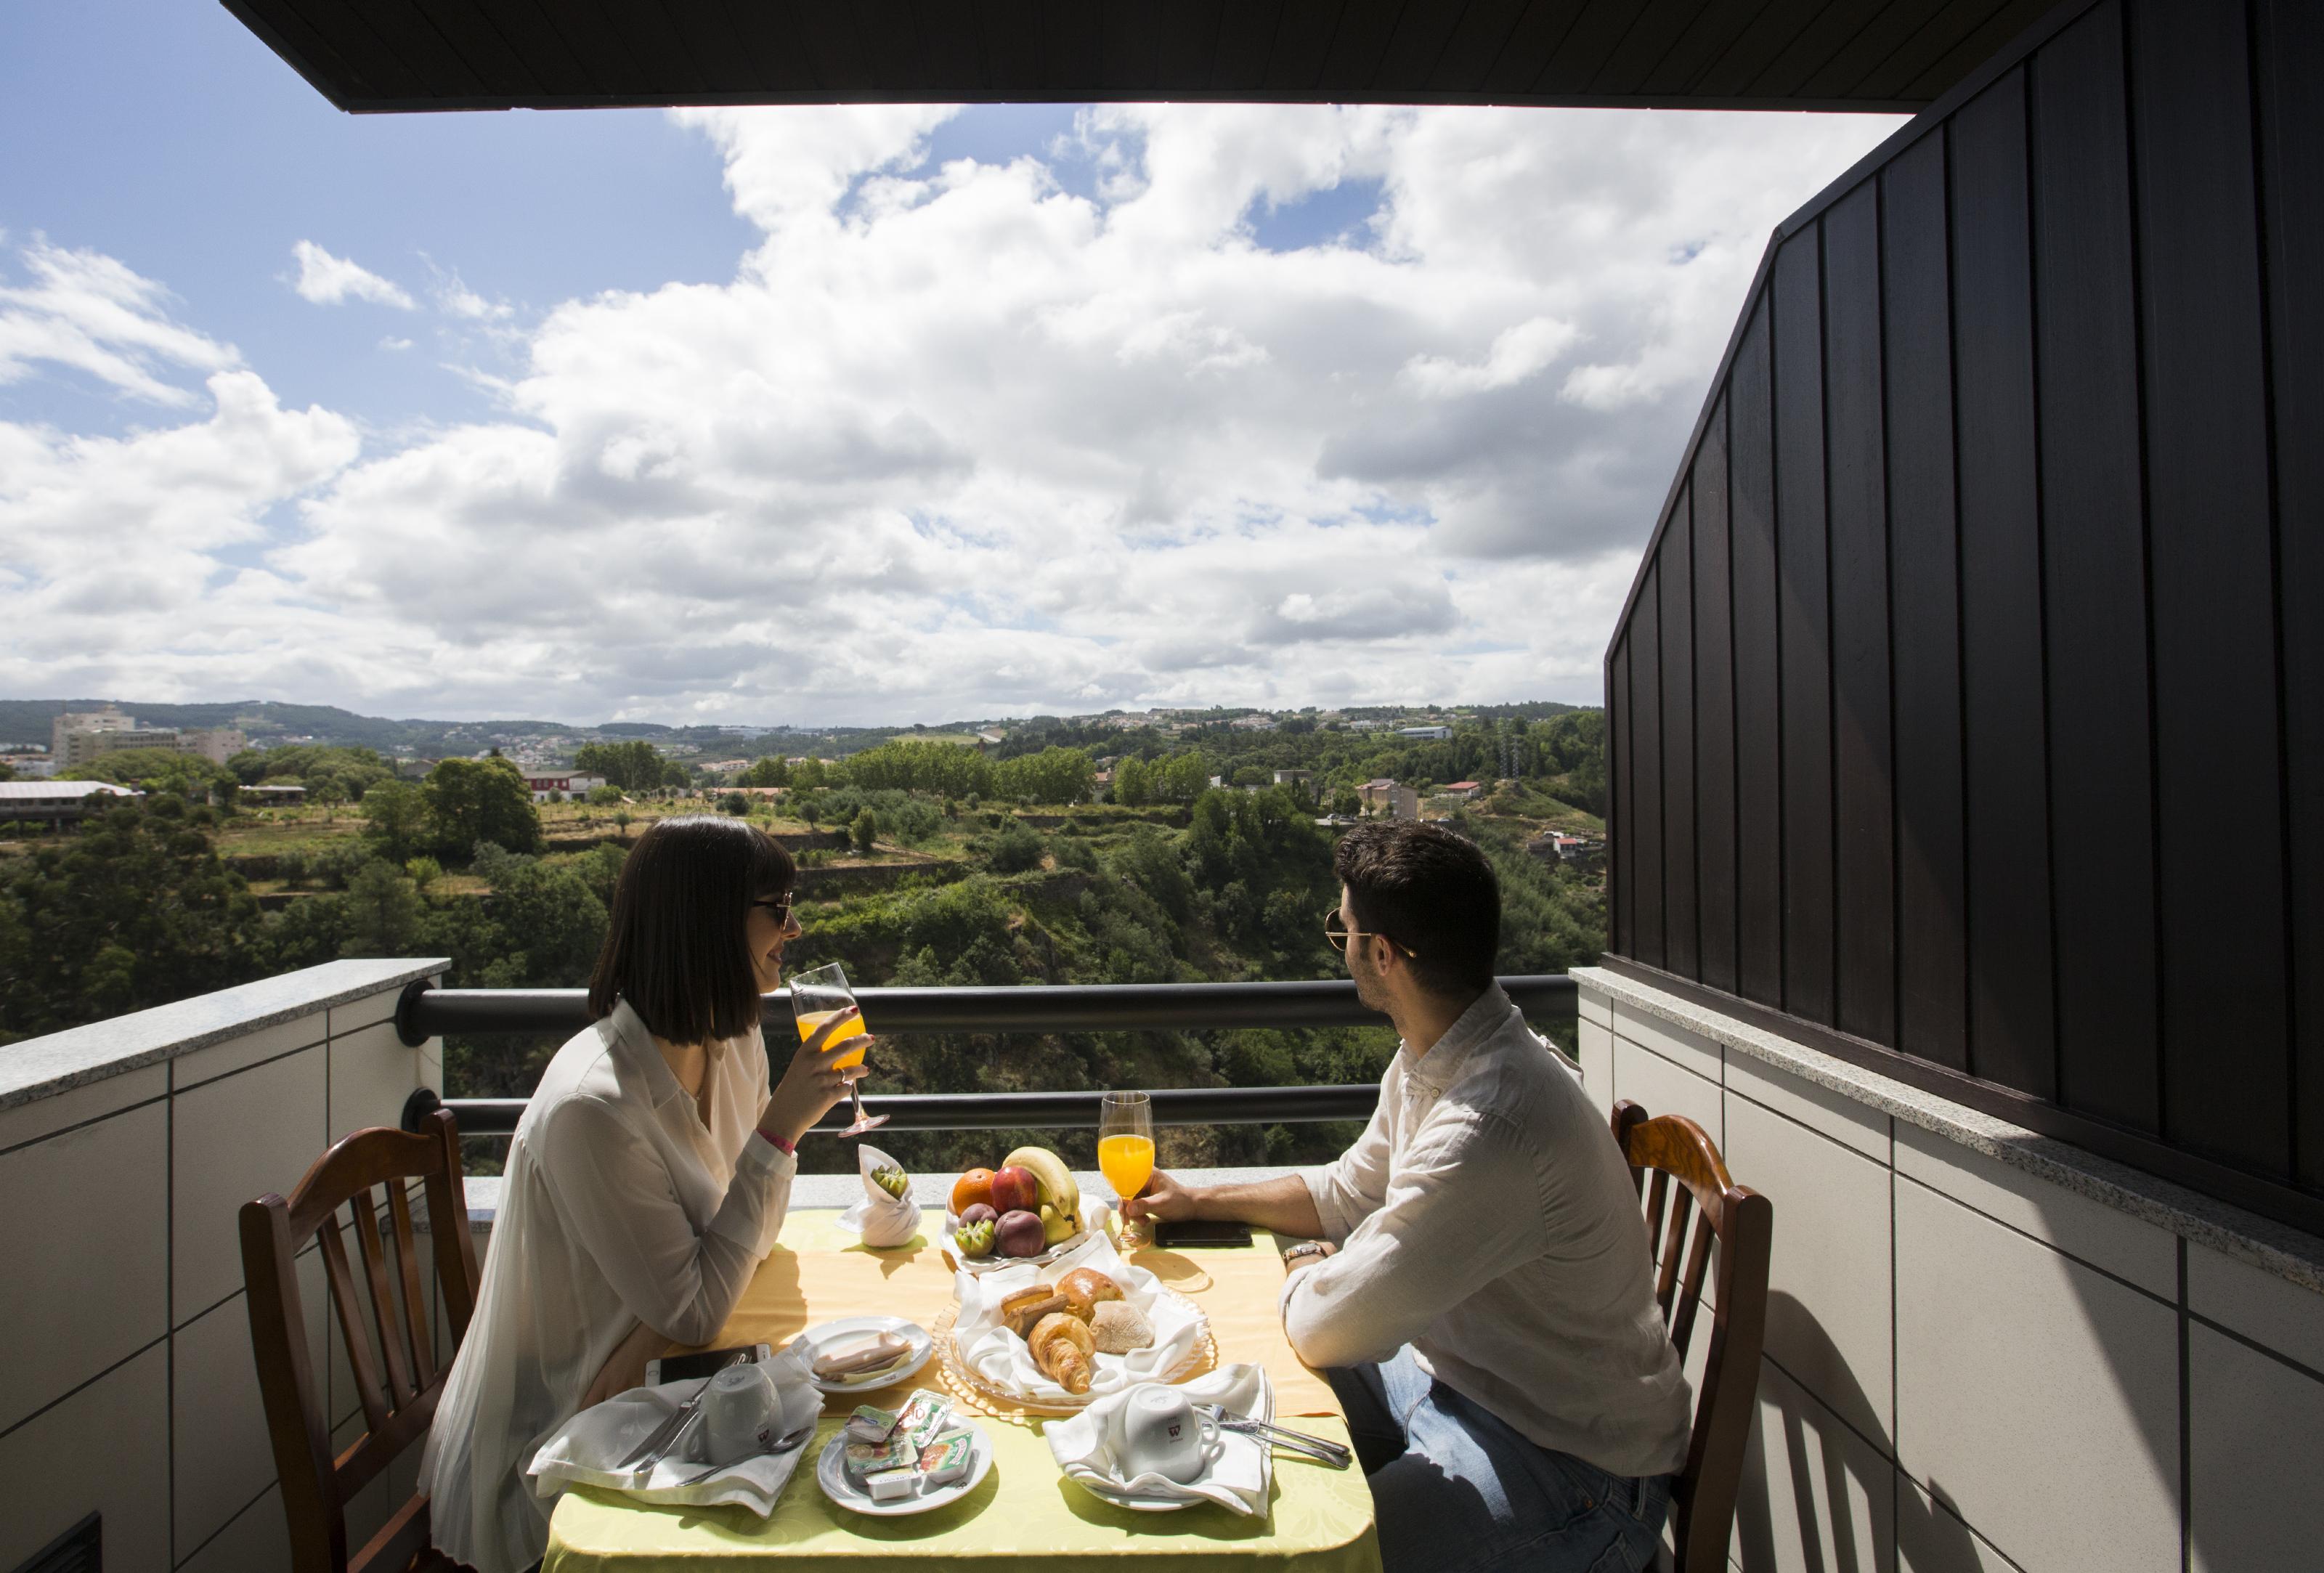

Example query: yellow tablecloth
[543,1209,1379,1572]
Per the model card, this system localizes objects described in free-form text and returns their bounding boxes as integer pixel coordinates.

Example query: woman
[420,816,866,1573]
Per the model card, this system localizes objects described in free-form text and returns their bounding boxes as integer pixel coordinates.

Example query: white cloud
[290,240,415,309]
[4,106,1899,721]
[0,239,238,405]
[379,336,413,351]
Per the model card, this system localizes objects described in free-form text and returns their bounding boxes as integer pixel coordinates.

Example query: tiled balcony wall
[1572,967,2324,1573]
[0,959,447,1573]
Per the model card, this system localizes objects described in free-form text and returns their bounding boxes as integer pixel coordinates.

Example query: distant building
[1,751,56,779]
[1357,779,1421,820]
[1441,781,1482,800]
[1397,725,1452,741]
[1272,769,1314,788]
[240,784,307,805]
[704,758,752,773]
[1349,719,1387,732]
[1229,715,1277,731]
[0,781,141,824]
[51,706,247,771]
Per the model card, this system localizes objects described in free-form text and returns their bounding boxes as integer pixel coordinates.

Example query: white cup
[1115,1386,1223,1484]
[697,1362,780,1466]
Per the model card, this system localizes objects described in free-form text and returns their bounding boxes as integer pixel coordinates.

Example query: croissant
[1056,1267,1125,1322]
[1028,1310,1096,1394]
[1001,1288,1068,1341]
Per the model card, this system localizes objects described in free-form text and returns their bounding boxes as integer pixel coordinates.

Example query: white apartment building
[51,707,245,769]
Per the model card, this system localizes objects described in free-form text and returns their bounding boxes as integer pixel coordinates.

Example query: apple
[958,1202,996,1227]
[990,1165,1039,1215]
[996,1209,1047,1257]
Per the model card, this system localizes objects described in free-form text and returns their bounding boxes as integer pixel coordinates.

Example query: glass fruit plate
[927,1291,1216,1418]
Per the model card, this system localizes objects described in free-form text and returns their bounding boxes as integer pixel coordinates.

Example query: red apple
[990,1164,1038,1215]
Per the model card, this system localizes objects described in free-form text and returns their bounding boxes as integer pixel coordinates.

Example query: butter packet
[842,1436,913,1481]
[845,1404,901,1443]
[865,1466,920,1502]
[895,1391,954,1450]
[916,1432,974,1487]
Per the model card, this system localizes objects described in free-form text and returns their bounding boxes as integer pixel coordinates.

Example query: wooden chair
[1609,1100,1774,1573]
[240,1110,483,1573]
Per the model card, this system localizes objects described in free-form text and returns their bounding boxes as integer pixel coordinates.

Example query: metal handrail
[398,975,1577,1137]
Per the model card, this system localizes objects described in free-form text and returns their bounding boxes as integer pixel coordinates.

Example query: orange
[950,1167,996,1216]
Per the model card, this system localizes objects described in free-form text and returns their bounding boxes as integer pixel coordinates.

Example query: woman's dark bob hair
[587,815,796,1044]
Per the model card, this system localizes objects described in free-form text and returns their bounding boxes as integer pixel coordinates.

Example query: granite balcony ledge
[0,957,448,1113]
[429,1167,1304,1230]
[1572,964,2324,1296]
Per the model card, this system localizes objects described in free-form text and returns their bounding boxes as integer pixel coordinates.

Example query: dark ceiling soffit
[262,87,1939,115]
[1602,0,2102,650]
[1598,955,2324,1244]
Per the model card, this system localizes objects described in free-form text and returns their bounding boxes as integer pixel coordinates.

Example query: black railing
[399,975,1576,1137]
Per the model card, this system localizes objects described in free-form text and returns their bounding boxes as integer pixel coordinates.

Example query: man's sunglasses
[1321,908,1418,958]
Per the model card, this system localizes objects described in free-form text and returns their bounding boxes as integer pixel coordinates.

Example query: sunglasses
[751,895,799,928]
[1321,907,1418,958]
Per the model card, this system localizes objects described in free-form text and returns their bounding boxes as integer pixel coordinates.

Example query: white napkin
[1044,1365,1276,1518]
[834,1144,920,1249]
[952,1232,1201,1402]
[528,1345,821,1516]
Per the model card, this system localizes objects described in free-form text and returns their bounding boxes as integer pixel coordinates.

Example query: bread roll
[1056,1267,1126,1322]
[1001,1288,1067,1340]
[1089,1299,1154,1354]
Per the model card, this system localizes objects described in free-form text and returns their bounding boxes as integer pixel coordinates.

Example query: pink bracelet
[759,1129,796,1156]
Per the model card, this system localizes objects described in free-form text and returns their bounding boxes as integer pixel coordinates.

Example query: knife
[615,1377,715,1472]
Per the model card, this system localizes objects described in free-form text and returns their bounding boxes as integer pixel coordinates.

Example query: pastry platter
[927,1289,1216,1417]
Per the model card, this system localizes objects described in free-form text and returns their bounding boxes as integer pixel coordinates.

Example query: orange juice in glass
[788,962,885,1136]
[1099,1092,1155,1249]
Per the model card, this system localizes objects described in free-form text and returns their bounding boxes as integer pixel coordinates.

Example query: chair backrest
[240,1110,482,1573]
[1609,1100,1773,1573]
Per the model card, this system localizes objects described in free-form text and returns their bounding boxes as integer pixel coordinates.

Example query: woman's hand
[759,1006,870,1147]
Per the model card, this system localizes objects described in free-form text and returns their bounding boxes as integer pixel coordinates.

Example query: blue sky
[0,4,1900,724]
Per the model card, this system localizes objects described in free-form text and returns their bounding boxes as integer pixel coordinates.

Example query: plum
[958,1202,997,1227]
[996,1209,1047,1257]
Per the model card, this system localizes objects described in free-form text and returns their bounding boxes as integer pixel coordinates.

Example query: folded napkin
[529,1345,821,1516]
[833,1143,919,1249]
[954,1231,1200,1403]
[1044,1365,1276,1518]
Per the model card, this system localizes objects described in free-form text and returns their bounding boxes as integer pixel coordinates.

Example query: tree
[423,757,543,860]
[736,756,791,788]
[720,792,749,816]
[992,746,1096,805]
[309,779,346,824]
[1111,755,1151,807]
[613,807,633,840]
[588,784,624,806]
[574,739,665,790]
[850,808,879,853]
[341,860,424,956]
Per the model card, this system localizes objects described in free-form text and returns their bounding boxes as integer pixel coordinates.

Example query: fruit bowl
[940,1194,1110,1274]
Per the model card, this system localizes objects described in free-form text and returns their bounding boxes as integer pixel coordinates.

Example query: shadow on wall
[1733,1291,1980,1573]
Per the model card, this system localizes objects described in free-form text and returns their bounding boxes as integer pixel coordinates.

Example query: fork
[667,1420,821,1487]
[1194,1405,1354,1468]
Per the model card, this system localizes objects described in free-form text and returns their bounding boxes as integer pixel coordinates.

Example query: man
[1128,820,1690,1573]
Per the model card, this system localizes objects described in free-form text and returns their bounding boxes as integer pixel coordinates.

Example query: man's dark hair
[588,814,795,1044]
[1333,820,1500,997]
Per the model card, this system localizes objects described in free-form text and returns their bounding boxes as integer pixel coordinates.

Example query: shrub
[988,821,1044,873]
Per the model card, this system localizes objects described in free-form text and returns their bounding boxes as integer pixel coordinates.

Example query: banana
[1001,1145,1080,1227]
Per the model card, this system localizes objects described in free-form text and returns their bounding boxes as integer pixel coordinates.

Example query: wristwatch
[1281,1240,1331,1265]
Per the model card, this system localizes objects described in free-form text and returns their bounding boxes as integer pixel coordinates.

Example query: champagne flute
[1097,1091,1155,1251]
[787,962,887,1137]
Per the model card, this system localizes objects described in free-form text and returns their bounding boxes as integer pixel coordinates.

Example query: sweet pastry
[1029,1310,1097,1393]
[1001,1287,1068,1340]
[814,1330,909,1380]
[1088,1298,1155,1354]
[1056,1267,1126,1322]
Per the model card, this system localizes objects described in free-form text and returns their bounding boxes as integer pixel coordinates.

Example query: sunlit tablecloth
[542,1208,1379,1572]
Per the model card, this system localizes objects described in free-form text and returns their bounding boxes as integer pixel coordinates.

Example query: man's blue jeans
[1325,1349,1674,1573]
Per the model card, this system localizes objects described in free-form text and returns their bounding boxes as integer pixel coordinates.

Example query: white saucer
[795,1316,933,1394]
[815,1420,994,1516]
[1074,1476,1196,1513]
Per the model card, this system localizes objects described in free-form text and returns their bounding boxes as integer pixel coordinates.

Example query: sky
[0,3,1902,728]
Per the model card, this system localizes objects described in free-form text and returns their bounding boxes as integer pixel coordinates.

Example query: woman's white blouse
[420,999,795,1573]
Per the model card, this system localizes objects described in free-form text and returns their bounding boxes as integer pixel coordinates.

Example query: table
[543,1209,1381,1572]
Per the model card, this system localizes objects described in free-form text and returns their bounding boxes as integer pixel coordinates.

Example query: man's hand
[1122,1168,1203,1224]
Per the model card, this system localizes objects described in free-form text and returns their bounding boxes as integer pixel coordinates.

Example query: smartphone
[646,1343,771,1386]
[1155,1218,1254,1248]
